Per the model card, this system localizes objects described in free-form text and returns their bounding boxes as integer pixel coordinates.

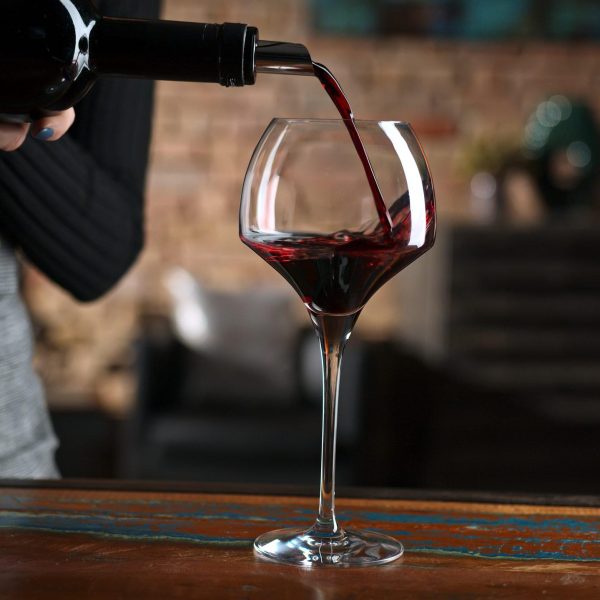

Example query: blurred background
[24,0,600,494]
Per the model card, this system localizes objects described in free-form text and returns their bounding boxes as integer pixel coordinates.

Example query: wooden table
[1,481,599,598]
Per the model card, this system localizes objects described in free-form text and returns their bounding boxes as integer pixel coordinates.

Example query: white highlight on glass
[255,127,286,233]
[379,122,426,247]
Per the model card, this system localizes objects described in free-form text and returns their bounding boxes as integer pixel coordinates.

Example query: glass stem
[309,312,358,537]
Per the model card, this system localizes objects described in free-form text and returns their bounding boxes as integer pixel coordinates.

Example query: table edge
[1,479,599,507]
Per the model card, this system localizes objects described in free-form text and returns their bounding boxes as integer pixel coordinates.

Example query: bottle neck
[91,19,257,87]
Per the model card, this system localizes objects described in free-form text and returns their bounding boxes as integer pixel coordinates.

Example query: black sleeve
[0,0,161,302]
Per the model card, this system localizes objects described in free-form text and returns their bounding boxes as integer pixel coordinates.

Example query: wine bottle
[0,0,313,123]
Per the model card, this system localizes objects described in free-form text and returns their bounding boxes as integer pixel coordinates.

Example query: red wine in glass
[244,223,433,317]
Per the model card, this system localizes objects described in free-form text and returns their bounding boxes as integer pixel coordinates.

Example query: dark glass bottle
[0,0,312,123]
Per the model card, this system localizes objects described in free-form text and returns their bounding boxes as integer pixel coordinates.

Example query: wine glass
[240,118,436,567]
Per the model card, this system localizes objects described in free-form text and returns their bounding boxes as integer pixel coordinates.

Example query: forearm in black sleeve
[0,134,145,302]
[0,80,153,301]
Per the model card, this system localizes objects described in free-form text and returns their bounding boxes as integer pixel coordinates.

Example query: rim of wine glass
[269,117,411,126]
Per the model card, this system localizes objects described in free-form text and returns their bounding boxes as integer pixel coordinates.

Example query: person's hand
[0,109,76,152]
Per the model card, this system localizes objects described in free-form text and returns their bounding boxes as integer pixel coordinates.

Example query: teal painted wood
[0,491,598,562]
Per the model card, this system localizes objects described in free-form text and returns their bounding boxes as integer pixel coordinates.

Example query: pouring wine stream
[255,41,394,235]
[311,62,394,235]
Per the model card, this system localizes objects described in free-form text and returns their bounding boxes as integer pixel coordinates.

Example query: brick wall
[26,0,600,410]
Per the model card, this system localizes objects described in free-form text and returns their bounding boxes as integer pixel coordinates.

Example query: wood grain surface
[1,485,599,599]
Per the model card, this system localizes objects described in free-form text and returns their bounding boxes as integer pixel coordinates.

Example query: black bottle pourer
[254,40,314,76]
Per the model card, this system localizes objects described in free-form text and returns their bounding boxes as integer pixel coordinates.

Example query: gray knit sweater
[0,239,58,478]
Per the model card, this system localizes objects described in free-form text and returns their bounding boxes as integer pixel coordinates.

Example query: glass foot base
[254,527,404,567]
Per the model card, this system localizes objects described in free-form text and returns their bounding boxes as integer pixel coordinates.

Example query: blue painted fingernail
[34,127,54,141]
